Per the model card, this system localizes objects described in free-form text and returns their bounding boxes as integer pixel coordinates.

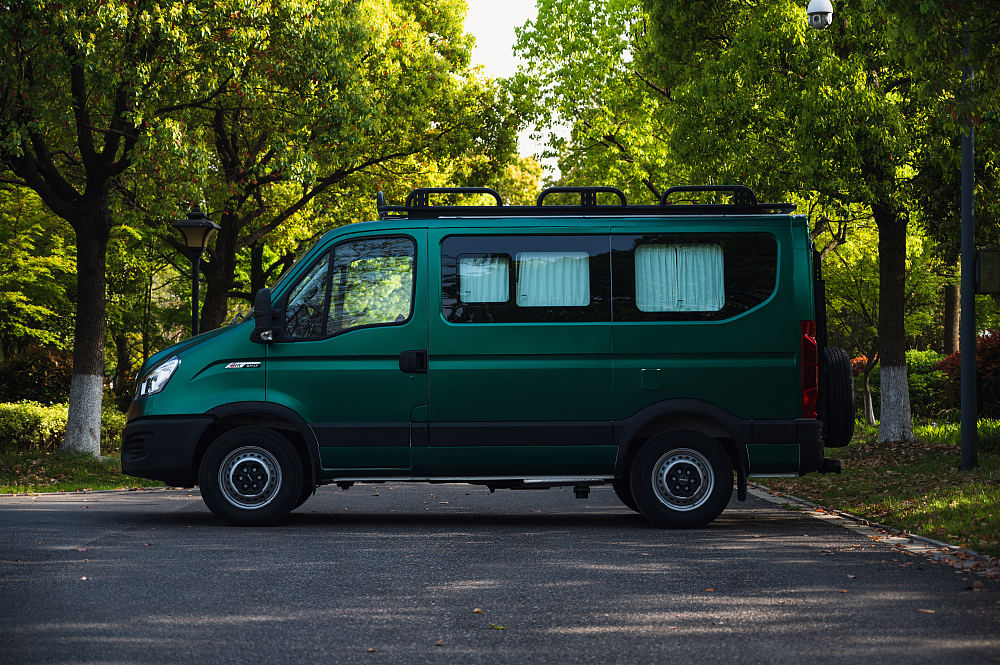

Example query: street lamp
[807,2,979,467]
[172,206,221,337]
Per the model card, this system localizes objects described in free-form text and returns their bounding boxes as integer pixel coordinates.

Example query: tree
[824,218,948,423]
[514,0,689,203]
[0,1,267,455]
[144,0,523,330]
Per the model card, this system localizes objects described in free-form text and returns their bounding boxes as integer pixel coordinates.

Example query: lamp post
[807,3,978,466]
[172,206,221,337]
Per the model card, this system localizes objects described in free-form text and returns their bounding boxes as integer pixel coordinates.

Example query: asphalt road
[1,485,997,665]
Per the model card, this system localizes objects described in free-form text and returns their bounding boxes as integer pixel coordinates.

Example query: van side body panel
[424,223,616,476]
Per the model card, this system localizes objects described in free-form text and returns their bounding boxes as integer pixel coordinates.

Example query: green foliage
[515,0,686,201]
[904,350,948,418]
[0,402,126,454]
[0,347,74,405]
[0,402,68,451]
[937,329,1000,418]
[0,188,75,358]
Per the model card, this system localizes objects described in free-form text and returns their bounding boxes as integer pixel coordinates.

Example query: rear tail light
[801,320,818,418]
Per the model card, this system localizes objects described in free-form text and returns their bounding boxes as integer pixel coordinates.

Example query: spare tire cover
[819,346,855,447]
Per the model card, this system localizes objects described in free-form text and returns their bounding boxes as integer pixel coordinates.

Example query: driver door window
[283,237,415,340]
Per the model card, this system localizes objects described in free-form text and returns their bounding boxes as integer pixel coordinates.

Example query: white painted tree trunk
[61,373,103,456]
[877,364,915,443]
[863,373,877,426]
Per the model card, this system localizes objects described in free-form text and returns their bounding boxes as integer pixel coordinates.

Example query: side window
[442,235,610,323]
[284,253,330,339]
[283,236,415,339]
[329,237,415,332]
[635,243,724,312]
[613,233,777,321]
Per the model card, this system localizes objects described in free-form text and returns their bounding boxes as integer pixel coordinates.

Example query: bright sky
[464,0,537,78]
[463,0,553,166]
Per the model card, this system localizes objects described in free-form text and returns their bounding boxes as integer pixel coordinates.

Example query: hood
[140,324,243,376]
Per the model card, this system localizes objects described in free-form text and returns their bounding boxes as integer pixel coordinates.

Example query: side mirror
[252,288,278,343]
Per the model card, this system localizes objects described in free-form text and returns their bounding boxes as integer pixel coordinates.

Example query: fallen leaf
[918,609,935,614]
[367,648,376,653]
[846,574,856,579]
[434,640,444,647]
[704,588,715,592]
[473,608,483,614]
[80,577,88,581]
[488,623,508,630]
[839,589,848,593]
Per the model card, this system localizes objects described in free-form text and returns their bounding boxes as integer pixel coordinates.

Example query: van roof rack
[376,185,796,219]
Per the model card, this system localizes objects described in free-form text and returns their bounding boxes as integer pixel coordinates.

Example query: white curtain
[459,256,509,302]
[635,244,724,312]
[515,251,591,307]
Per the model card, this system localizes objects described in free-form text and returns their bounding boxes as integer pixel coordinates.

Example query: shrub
[937,329,1000,418]
[0,346,73,404]
[0,401,68,451]
[0,401,127,454]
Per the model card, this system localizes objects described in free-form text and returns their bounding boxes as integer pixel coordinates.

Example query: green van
[122,185,853,527]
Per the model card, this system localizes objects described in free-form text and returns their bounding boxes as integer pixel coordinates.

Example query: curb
[750,482,999,578]
[0,486,184,498]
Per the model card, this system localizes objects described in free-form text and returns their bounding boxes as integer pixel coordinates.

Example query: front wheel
[199,427,304,526]
[629,430,733,528]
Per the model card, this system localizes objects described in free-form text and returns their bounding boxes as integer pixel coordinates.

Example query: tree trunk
[944,282,959,355]
[111,330,131,399]
[61,212,110,457]
[863,367,877,426]
[199,216,238,332]
[874,203,914,443]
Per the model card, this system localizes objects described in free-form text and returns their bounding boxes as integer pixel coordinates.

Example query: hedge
[0,402,126,454]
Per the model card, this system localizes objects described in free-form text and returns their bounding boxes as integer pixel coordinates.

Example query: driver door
[265,232,427,471]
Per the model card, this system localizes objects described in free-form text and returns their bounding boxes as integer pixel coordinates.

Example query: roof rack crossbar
[660,185,758,207]
[404,187,503,208]
[537,186,627,207]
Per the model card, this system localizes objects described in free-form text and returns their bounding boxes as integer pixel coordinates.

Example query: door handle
[399,349,428,374]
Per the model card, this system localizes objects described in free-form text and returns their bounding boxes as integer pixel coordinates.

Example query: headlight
[136,356,181,398]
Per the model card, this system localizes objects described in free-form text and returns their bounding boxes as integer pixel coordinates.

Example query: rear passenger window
[635,243,724,312]
[442,236,610,323]
[614,233,777,321]
[515,251,590,307]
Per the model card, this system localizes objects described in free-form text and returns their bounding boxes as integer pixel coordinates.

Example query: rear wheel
[629,430,733,528]
[612,478,640,512]
[199,427,303,526]
[820,346,855,447]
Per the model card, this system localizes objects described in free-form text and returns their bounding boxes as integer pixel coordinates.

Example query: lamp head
[172,206,221,251]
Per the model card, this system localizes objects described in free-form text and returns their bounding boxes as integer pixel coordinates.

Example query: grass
[764,419,1000,559]
[0,437,165,494]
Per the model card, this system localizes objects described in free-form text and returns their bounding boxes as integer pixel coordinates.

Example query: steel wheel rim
[651,448,714,511]
[218,446,282,510]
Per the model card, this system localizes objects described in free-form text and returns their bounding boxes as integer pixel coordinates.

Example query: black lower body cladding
[121,416,213,486]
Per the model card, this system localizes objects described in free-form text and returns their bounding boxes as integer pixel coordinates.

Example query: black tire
[819,346,855,448]
[293,483,315,511]
[199,427,304,526]
[629,430,733,528]
[612,478,640,512]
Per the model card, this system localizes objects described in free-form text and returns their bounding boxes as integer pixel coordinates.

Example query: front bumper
[121,416,214,486]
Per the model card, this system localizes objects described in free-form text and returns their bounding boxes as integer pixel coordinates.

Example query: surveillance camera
[807,0,833,29]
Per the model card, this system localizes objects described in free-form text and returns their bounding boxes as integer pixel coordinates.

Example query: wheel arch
[614,399,750,478]
[196,402,321,487]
